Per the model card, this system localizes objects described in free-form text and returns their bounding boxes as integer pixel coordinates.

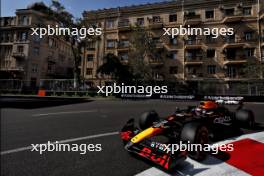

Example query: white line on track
[1,131,118,155]
[32,110,97,117]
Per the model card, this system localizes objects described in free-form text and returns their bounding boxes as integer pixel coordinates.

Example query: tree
[242,59,264,79]
[128,25,166,85]
[97,53,133,84]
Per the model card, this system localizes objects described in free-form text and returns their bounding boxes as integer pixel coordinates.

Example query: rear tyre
[235,109,255,128]
[139,110,159,130]
[181,122,209,161]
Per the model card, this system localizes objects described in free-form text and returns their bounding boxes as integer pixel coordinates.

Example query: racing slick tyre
[139,110,159,130]
[180,122,209,161]
[235,109,255,129]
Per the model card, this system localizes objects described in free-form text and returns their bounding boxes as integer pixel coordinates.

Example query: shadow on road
[0,96,92,109]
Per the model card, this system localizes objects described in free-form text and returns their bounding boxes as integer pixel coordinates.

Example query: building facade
[0,8,74,88]
[82,0,264,94]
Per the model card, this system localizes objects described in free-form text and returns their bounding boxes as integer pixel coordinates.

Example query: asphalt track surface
[1,98,264,176]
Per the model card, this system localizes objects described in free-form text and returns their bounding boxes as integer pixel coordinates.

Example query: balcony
[148,18,163,29]
[12,52,25,60]
[0,66,24,72]
[222,38,244,48]
[149,58,164,67]
[117,41,130,51]
[185,56,203,65]
[223,56,247,65]
[224,73,245,81]
[260,9,264,20]
[185,39,203,49]
[185,73,204,81]
[118,20,131,31]
[222,11,243,23]
[47,56,56,63]
[184,14,202,26]
[154,40,164,49]
[47,68,56,76]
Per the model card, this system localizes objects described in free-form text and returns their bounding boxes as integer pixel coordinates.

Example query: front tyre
[180,122,209,161]
[139,110,159,130]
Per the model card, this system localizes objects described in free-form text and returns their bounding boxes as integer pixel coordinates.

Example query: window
[31,64,38,73]
[136,18,144,26]
[169,14,177,22]
[106,40,115,48]
[87,54,94,61]
[119,40,129,48]
[17,31,27,41]
[119,52,129,61]
[86,68,93,75]
[48,38,54,48]
[59,54,65,63]
[19,16,29,25]
[47,62,53,71]
[87,42,95,50]
[261,47,264,60]
[153,16,161,22]
[227,66,237,78]
[207,49,215,58]
[225,8,234,16]
[21,32,27,41]
[243,7,252,15]
[33,47,39,55]
[17,45,24,53]
[206,35,217,43]
[244,31,254,41]
[169,66,178,74]
[225,48,236,59]
[170,51,178,60]
[225,34,235,43]
[170,37,177,45]
[187,11,196,16]
[119,18,129,27]
[187,67,197,74]
[106,19,115,28]
[207,65,216,74]
[33,35,41,43]
[205,10,214,19]
[245,48,255,57]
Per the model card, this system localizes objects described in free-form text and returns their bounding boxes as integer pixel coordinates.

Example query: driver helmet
[199,101,218,110]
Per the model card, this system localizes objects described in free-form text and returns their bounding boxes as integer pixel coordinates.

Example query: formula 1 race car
[120,101,255,170]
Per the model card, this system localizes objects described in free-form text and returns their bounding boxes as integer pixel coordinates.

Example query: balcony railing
[186,73,203,79]
[149,58,164,66]
[118,20,131,31]
[118,42,130,49]
[12,52,25,60]
[222,38,244,48]
[184,14,201,20]
[222,11,243,23]
[118,21,130,27]
[0,66,24,71]
[47,56,56,63]
[154,40,163,48]
[185,55,203,61]
[184,14,201,25]
[148,18,163,28]
[185,39,202,45]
